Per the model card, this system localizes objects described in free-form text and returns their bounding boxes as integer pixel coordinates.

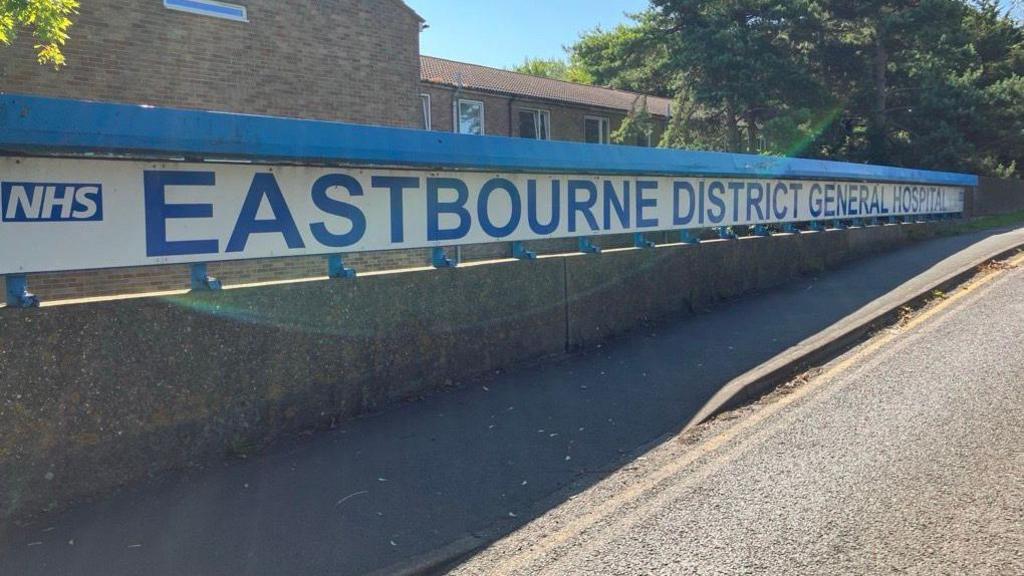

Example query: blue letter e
[144,170,219,257]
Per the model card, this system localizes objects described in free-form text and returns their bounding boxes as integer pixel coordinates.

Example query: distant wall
[968,177,1024,217]
[0,222,960,520]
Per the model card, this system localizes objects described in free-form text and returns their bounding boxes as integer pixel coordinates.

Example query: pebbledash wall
[0,221,977,520]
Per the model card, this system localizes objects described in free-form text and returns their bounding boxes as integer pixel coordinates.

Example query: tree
[611,96,656,146]
[510,57,594,84]
[0,0,78,67]
[568,0,1024,176]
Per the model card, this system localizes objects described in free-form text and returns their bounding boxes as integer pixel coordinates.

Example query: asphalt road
[450,256,1024,575]
[2,226,1024,576]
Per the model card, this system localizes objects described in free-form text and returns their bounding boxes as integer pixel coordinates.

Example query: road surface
[450,256,1024,575]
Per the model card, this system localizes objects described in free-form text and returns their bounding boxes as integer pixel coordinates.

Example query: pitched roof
[420,56,673,118]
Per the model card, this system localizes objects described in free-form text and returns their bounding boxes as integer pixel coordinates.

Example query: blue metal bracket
[511,241,537,260]
[432,247,458,268]
[716,227,737,240]
[680,229,701,245]
[782,223,801,234]
[190,263,222,291]
[634,233,656,249]
[832,220,846,230]
[5,274,40,308]
[809,221,825,231]
[327,254,357,279]
[752,224,772,237]
[578,237,602,254]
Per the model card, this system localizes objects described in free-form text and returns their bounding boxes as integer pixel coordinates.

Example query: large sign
[0,157,966,275]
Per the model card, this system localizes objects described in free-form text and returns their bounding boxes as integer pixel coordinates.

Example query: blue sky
[407,1,1023,70]
[406,0,649,69]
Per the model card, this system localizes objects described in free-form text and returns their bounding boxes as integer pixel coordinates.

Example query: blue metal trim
[511,241,536,260]
[809,221,825,231]
[0,94,979,187]
[5,274,39,308]
[782,223,800,234]
[752,224,772,237]
[327,254,357,279]
[578,237,601,254]
[189,262,222,291]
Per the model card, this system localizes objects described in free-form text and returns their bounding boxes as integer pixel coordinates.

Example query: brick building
[0,0,671,303]
[420,56,671,145]
[0,0,425,128]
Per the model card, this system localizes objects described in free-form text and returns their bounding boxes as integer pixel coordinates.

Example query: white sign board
[0,157,966,274]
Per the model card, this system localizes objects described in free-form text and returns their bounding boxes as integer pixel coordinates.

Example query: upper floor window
[584,116,610,144]
[517,108,550,140]
[421,94,432,130]
[457,99,485,136]
[164,0,248,22]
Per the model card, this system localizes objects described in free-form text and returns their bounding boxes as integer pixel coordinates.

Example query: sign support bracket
[633,233,655,249]
[328,255,357,279]
[5,274,40,308]
[511,241,536,260]
[578,237,601,254]
[432,247,458,268]
[190,263,222,291]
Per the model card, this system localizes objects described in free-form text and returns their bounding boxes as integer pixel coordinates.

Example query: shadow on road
[2,227,1019,576]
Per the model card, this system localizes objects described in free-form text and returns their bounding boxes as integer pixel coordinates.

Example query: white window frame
[164,0,248,22]
[517,108,552,141]
[455,98,486,136]
[584,116,611,145]
[420,94,432,131]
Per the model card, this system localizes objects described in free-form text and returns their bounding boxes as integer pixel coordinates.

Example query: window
[456,99,485,135]
[421,94,432,131]
[517,109,551,140]
[585,116,610,144]
[164,0,248,21]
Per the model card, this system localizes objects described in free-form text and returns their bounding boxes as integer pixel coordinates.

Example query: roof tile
[421,56,672,117]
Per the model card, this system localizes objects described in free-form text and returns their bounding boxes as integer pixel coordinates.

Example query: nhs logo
[1,182,104,222]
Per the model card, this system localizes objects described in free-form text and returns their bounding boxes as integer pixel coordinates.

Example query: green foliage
[510,57,594,84]
[611,96,656,146]
[0,0,78,67]
[562,0,1024,178]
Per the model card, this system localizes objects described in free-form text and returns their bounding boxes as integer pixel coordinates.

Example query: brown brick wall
[420,84,668,144]
[0,0,423,128]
